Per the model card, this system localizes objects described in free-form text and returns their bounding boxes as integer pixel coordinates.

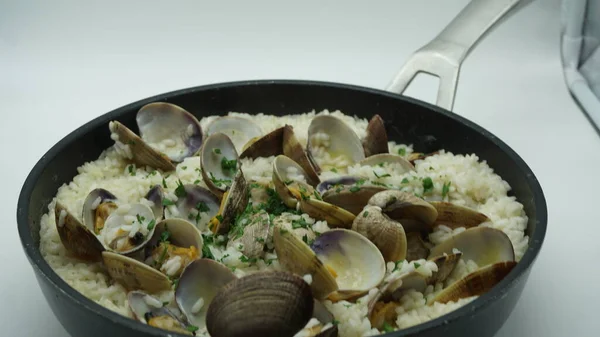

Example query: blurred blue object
[561,0,600,129]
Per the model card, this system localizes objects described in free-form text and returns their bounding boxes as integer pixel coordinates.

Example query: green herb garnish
[239,255,257,264]
[186,325,199,333]
[209,172,232,188]
[397,148,406,156]
[193,179,201,185]
[401,178,409,184]
[213,148,221,155]
[292,218,310,229]
[162,177,168,188]
[422,177,434,194]
[162,198,175,206]
[331,168,338,173]
[442,181,451,198]
[146,219,156,231]
[221,157,237,173]
[373,171,391,179]
[414,262,421,269]
[128,165,135,176]
[363,211,369,218]
[175,179,187,198]
[382,322,394,332]
[349,186,360,193]
[393,260,403,272]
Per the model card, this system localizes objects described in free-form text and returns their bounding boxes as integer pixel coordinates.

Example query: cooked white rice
[39,109,529,336]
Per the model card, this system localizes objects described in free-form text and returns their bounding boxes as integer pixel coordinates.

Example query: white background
[3,0,599,336]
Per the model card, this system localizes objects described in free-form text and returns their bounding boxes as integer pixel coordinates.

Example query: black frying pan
[17,1,546,337]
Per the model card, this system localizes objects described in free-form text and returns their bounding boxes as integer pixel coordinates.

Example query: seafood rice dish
[40,102,529,337]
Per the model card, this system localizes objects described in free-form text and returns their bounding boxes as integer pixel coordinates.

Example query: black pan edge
[17,79,547,337]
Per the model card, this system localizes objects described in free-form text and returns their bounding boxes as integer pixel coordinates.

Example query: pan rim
[17,79,547,337]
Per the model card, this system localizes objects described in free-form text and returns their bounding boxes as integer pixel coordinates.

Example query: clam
[306,115,365,172]
[55,202,105,261]
[430,261,517,305]
[357,153,415,174]
[240,126,286,159]
[175,259,237,330]
[99,202,156,254]
[109,102,203,171]
[282,125,320,186]
[81,188,118,235]
[405,231,430,261]
[164,184,220,231]
[362,114,388,157]
[143,185,165,220]
[205,116,263,154]
[368,190,438,233]
[128,291,192,335]
[273,155,355,228]
[318,176,387,216]
[369,300,400,331]
[428,252,463,285]
[270,213,317,245]
[427,227,515,268]
[207,169,249,235]
[227,210,270,259]
[274,227,386,301]
[206,271,314,337]
[200,132,240,197]
[103,218,203,292]
[428,201,490,229]
[407,151,440,165]
[352,206,407,262]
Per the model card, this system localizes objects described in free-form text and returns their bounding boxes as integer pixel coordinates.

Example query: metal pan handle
[385,0,523,111]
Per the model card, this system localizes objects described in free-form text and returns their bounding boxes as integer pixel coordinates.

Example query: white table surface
[3,0,599,336]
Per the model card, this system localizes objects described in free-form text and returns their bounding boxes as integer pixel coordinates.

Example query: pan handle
[385,0,523,111]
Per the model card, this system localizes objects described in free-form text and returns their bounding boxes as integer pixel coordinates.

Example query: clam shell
[144,185,165,221]
[100,203,156,254]
[165,184,220,230]
[272,154,316,209]
[368,190,438,233]
[282,125,320,186]
[240,126,286,159]
[200,132,240,197]
[407,151,440,165]
[209,170,249,235]
[405,231,430,261]
[428,252,463,285]
[427,227,515,268]
[175,259,237,330]
[428,201,490,229]
[362,114,388,157]
[55,202,105,261]
[299,198,356,229]
[137,102,203,162]
[273,225,339,300]
[109,121,176,171]
[102,251,172,293]
[431,261,517,305]
[322,185,386,216]
[358,153,415,174]
[352,206,407,262]
[206,271,314,337]
[205,116,263,154]
[228,210,270,259]
[82,188,117,235]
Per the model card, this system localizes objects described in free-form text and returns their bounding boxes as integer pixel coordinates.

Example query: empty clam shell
[368,190,438,233]
[431,261,517,305]
[352,206,407,262]
[208,170,249,235]
[164,184,220,231]
[55,202,105,261]
[312,229,386,301]
[362,114,388,157]
[206,271,314,337]
[427,227,515,268]
[428,201,490,229]
[273,155,317,208]
[128,291,192,335]
[307,115,365,172]
[102,251,172,293]
[282,125,320,186]
[240,126,286,159]
[358,153,415,174]
[82,188,118,235]
[206,116,263,154]
[175,259,237,330]
[200,132,240,197]
[137,102,203,162]
[273,225,339,300]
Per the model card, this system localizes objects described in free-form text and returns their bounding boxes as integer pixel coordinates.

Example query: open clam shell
[164,184,220,231]
[282,125,320,186]
[99,203,157,254]
[208,170,249,235]
[362,114,388,157]
[82,188,118,235]
[430,261,517,305]
[428,201,491,229]
[312,229,386,301]
[206,116,263,154]
[144,185,165,221]
[240,126,286,159]
[55,202,105,261]
[358,153,415,174]
[206,271,314,337]
[273,154,316,208]
[368,190,438,233]
[200,132,240,197]
[307,115,365,172]
[352,205,407,262]
[128,291,192,335]
[406,231,430,261]
[299,198,356,229]
[321,181,386,216]
[102,251,172,293]
[227,209,270,259]
[427,227,515,268]
[175,259,237,330]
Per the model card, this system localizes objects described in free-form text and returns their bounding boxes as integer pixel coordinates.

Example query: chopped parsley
[330,168,338,173]
[401,178,409,184]
[174,179,187,198]
[209,172,232,187]
[193,179,201,185]
[393,260,403,272]
[349,186,361,193]
[162,177,168,188]
[162,198,175,206]
[213,148,221,155]
[196,201,210,213]
[422,177,434,194]
[181,166,187,170]
[128,165,135,176]
[363,211,369,218]
[397,148,406,156]
[382,322,394,332]
[292,217,310,229]
[239,255,257,264]
[201,234,215,260]
[373,171,391,179]
[442,181,451,198]
[136,214,145,224]
[221,157,237,172]
[332,319,340,326]
[302,234,309,244]
[186,325,199,333]
[162,301,169,306]
[371,181,388,187]
[215,214,224,222]
[146,219,156,231]
[255,237,265,243]
[414,262,421,269]
[149,170,157,176]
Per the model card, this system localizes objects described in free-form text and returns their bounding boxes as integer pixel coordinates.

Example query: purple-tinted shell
[316,176,361,194]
